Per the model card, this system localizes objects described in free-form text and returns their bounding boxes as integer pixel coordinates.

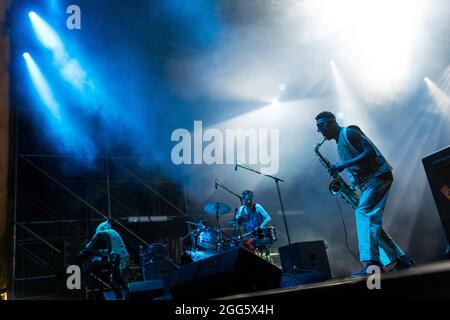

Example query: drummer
[235,190,272,252]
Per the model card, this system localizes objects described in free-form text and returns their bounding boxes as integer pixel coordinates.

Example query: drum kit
[181,202,277,263]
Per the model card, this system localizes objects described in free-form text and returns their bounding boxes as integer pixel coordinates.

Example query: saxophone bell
[314,137,359,209]
[329,179,341,195]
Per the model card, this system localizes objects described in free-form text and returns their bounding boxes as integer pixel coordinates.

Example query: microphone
[214,179,218,189]
[234,161,238,171]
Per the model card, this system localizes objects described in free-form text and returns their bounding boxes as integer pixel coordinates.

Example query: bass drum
[196,228,218,250]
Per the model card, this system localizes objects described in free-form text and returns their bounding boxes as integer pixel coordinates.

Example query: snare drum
[252,227,277,248]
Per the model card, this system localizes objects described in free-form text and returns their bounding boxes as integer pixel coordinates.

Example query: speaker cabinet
[423,146,450,243]
[169,247,282,299]
[278,241,331,277]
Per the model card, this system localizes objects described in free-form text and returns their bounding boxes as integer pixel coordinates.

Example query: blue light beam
[28,11,89,92]
[28,11,67,63]
[23,52,61,119]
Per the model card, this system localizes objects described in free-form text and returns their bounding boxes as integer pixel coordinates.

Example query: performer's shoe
[391,255,416,272]
[351,261,384,278]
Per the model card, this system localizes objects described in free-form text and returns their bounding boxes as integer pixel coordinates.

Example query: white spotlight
[28,10,65,59]
[278,83,287,91]
[424,77,430,82]
[308,0,424,100]
[338,33,348,41]
[23,52,30,59]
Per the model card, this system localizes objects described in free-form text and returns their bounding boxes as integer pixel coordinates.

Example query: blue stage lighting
[28,11,66,63]
[23,52,61,119]
[28,11,89,92]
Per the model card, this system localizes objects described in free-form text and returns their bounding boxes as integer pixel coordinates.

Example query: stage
[218,261,450,300]
[1,0,449,301]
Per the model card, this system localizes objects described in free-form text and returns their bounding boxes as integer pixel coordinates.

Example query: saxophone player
[315,111,415,277]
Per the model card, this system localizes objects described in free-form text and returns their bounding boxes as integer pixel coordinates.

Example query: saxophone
[314,138,359,209]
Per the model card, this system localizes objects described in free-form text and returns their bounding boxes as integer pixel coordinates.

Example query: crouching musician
[80,220,129,299]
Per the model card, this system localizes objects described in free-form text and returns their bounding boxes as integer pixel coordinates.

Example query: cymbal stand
[215,207,223,252]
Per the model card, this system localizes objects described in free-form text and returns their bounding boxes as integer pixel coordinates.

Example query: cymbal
[203,202,231,215]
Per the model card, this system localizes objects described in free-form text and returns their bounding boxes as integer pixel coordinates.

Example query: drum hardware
[181,215,223,263]
[203,202,231,253]
[251,227,277,248]
[185,220,205,227]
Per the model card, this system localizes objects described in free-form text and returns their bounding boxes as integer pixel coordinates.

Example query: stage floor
[218,260,450,300]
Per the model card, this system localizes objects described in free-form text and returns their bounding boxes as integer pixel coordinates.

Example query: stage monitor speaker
[169,247,282,299]
[423,146,450,243]
[278,241,331,277]
[128,279,164,300]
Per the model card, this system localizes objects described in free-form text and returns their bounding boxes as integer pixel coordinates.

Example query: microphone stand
[215,180,243,240]
[235,163,309,276]
[215,180,243,204]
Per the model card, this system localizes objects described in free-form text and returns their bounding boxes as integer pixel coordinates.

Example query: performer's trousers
[355,173,405,266]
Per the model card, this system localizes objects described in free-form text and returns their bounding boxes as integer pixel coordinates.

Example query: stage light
[338,33,348,42]
[278,83,287,91]
[306,0,424,99]
[425,77,450,115]
[28,11,66,62]
[330,60,373,131]
[23,52,98,158]
[424,77,430,82]
[23,52,60,119]
[28,11,88,91]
